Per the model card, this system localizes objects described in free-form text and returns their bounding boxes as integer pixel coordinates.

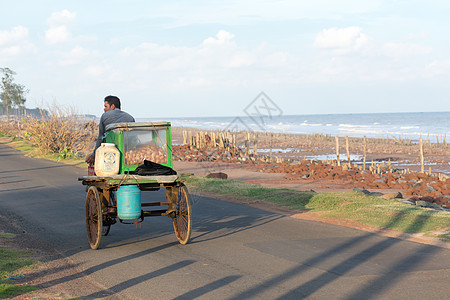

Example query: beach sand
[171,126,450,175]
[171,126,450,207]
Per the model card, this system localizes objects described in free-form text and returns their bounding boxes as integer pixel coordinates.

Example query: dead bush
[0,116,25,138]
[0,119,17,136]
[22,104,97,157]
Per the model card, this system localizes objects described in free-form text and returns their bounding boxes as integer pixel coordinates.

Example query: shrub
[22,104,97,157]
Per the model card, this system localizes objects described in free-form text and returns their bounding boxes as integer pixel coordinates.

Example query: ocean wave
[339,124,371,128]
[140,112,450,140]
[339,128,383,135]
[400,126,419,129]
[339,124,358,128]
[300,122,323,127]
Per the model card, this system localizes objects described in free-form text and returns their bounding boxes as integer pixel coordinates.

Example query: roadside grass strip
[186,177,450,239]
[4,136,86,166]
[0,234,38,298]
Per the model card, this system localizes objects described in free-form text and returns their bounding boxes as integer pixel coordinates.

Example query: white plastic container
[95,143,120,176]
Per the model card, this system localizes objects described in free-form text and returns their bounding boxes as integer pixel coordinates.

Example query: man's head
[104,95,121,112]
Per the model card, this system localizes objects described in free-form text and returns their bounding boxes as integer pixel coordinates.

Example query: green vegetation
[0,67,28,116]
[0,233,15,239]
[8,139,36,154]
[3,134,87,168]
[0,234,38,298]
[436,233,450,242]
[186,177,450,239]
[187,176,316,208]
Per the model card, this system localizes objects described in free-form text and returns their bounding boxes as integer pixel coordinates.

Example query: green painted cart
[78,122,192,250]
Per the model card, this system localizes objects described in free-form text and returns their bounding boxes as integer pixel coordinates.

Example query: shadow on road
[85,260,196,299]
[0,186,43,193]
[230,209,445,299]
[0,179,29,185]
[173,275,242,300]
[0,164,69,174]
[0,147,22,157]
[37,241,180,292]
[190,194,284,243]
[0,175,20,180]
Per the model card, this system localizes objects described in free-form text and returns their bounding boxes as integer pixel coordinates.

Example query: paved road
[1,142,450,299]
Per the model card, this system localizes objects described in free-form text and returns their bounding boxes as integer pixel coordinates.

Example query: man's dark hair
[104,95,121,109]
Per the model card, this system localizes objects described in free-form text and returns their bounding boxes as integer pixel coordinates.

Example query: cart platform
[78,174,179,185]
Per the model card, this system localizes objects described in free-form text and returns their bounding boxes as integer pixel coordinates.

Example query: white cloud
[314,26,369,55]
[424,59,450,78]
[0,26,36,62]
[116,28,436,89]
[84,64,111,77]
[0,26,28,46]
[47,9,76,27]
[59,46,96,66]
[117,30,275,89]
[45,10,76,44]
[45,26,71,44]
[202,30,235,46]
[310,26,439,82]
[0,46,22,58]
[380,42,432,58]
[120,30,256,71]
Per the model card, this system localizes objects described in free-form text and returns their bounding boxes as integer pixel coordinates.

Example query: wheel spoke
[172,184,192,244]
[86,186,103,250]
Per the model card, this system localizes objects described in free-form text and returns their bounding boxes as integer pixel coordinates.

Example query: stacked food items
[125,144,167,165]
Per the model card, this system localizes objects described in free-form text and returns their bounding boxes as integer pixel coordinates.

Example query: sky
[1,0,450,118]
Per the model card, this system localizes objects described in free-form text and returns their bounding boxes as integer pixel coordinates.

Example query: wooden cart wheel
[86,186,103,250]
[173,183,192,245]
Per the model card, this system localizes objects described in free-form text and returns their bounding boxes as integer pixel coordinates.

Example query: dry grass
[1,104,97,158]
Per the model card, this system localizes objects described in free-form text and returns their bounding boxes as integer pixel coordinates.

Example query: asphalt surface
[1,142,450,299]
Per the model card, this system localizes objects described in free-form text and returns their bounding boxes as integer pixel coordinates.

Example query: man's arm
[93,114,107,155]
[85,114,107,164]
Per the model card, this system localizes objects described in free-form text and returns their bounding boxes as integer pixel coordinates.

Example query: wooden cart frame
[79,174,192,250]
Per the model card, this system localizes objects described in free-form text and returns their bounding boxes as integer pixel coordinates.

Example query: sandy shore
[171,126,450,209]
[172,126,450,175]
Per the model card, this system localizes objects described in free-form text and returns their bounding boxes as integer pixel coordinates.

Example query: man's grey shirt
[93,108,135,155]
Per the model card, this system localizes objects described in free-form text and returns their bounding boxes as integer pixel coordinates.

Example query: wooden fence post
[335,136,341,166]
[270,133,273,162]
[419,137,424,173]
[363,136,367,171]
[345,136,351,168]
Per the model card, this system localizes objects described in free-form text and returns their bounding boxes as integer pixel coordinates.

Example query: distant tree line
[0,67,28,117]
[0,106,50,118]
[0,68,94,120]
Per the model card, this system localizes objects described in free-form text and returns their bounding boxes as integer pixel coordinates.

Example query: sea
[136,111,450,142]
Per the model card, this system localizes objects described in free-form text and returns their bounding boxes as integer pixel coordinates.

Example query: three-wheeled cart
[78,122,192,250]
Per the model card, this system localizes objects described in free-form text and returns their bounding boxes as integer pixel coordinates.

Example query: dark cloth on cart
[92,108,135,156]
[129,160,177,176]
